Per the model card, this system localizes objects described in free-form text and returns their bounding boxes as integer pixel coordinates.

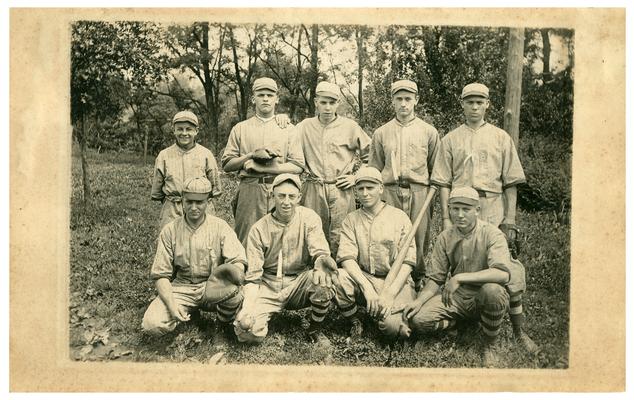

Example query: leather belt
[257,176,276,184]
[385,177,411,188]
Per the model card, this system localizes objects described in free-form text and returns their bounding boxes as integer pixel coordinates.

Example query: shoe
[515,330,539,355]
[482,342,500,368]
[212,322,234,349]
[349,317,364,338]
[308,330,333,364]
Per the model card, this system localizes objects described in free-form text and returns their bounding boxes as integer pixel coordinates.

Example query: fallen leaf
[207,351,225,365]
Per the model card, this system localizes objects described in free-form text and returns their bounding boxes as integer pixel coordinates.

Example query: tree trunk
[308,24,319,115]
[200,22,215,150]
[504,27,524,146]
[229,26,248,121]
[355,27,365,124]
[143,125,148,165]
[78,113,91,204]
[540,28,551,80]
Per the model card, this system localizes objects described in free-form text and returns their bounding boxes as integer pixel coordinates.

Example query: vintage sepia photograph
[9,7,625,393]
[68,19,571,368]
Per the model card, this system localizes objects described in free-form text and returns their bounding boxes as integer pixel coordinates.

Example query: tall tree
[165,22,228,151]
[504,27,525,145]
[540,28,551,80]
[71,21,163,203]
[226,24,263,121]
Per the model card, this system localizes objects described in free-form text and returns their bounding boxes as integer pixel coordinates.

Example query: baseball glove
[252,147,280,164]
[201,263,245,310]
[499,223,521,259]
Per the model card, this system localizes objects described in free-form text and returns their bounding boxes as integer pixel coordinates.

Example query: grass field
[69,149,570,368]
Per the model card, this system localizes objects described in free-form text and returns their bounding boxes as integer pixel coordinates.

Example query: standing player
[151,110,222,230]
[430,82,537,353]
[296,81,371,256]
[369,79,439,286]
[221,77,305,246]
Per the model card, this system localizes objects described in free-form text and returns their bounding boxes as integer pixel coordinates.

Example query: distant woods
[71,22,574,211]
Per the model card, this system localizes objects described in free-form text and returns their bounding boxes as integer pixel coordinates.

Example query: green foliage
[364,26,509,134]
[518,135,571,220]
[70,151,569,367]
[521,67,574,142]
[71,21,164,124]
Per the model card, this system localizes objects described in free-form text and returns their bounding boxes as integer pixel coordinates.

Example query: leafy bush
[517,134,571,222]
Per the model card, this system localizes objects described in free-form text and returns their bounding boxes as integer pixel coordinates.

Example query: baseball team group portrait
[69,18,573,370]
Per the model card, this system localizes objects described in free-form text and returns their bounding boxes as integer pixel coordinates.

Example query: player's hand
[402,299,424,321]
[235,310,255,332]
[314,256,339,287]
[378,293,395,320]
[275,113,291,129]
[442,276,460,308]
[335,175,356,190]
[363,286,381,319]
[243,159,257,172]
[442,217,453,231]
[169,305,191,322]
[312,268,332,288]
[499,223,521,258]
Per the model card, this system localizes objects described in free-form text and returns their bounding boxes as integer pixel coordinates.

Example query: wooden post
[504,27,525,146]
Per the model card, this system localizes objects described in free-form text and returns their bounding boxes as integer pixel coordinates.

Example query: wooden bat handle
[383,186,438,289]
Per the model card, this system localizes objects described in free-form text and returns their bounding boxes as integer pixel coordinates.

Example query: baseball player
[296,81,371,256]
[222,77,305,246]
[142,177,247,344]
[369,79,440,286]
[403,186,527,367]
[151,110,222,230]
[335,167,418,341]
[234,174,339,348]
[430,82,537,354]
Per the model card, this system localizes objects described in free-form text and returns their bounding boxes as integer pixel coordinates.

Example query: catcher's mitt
[201,263,245,310]
[252,147,280,164]
[499,223,521,259]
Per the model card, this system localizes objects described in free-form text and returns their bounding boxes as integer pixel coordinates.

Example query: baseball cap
[315,82,341,100]
[461,83,489,99]
[183,177,212,200]
[271,173,302,190]
[172,111,199,127]
[253,77,278,93]
[448,186,480,206]
[391,80,418,96]
[354,166,383,185]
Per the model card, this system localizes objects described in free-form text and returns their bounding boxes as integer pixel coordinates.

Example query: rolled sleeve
[219,222,247,268]
[221,127,241,169]
[205,153,223,198]
[336,215,359,264]
[305,210,331,260]
[245,224,266,285]
[150,225,175,280]
[501,136,526,189]
[286,128,306,171]
[486,229,513,278]
[427,234,450,285]
[150,154,166,201]
[430,139,453,188]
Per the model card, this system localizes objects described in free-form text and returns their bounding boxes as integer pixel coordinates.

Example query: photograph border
[9,7,625,392]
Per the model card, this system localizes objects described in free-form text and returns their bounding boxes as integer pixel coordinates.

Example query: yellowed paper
[9,7,625,392]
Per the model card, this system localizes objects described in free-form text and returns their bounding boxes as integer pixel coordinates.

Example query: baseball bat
[382,185,437,290]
